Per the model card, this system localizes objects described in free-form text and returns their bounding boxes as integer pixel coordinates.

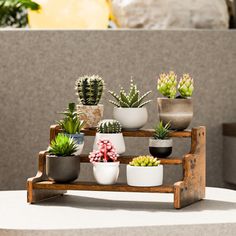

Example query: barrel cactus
[97,119,122,133]
[178,74,194,98]
[75,75,104,105]
[129,156,160,167]
[157,71,177,99]
[108,79,152,107]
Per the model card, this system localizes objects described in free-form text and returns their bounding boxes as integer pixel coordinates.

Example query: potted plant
[127,156,163,187]
[75,75,104,128]
[93,119,126,155]
[157,71,194,130]
[57,103,85,155]
[149,121,172,158]
[46,133,80,183]
[89,139,120,185]
[108,79,152,130]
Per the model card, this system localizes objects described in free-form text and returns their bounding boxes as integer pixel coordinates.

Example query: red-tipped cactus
[178,74,194,98]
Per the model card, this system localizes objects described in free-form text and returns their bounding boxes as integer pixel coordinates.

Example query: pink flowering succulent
[89,139,118,163]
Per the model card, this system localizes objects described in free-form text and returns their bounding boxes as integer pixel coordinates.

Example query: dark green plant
[108,79,152,107]
[57,103,85,134]
[129,156,160,167]
[97,119,122,133]
[75,75,104,105]
[48,133,77,157]
[0,0,40,28]
[153,121,171,140]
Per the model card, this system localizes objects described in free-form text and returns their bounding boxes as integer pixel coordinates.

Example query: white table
[0,187,236,236]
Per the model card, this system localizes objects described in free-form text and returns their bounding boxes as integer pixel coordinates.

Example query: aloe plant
[75,75,104,105]
[97,119,122,133]
[108,79,152,107]
[57,103,85,134]
[153,121,171,140]
[129,156,160,167]
[48,133,77,157]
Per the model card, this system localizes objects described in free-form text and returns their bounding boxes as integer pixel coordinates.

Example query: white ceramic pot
[93,133,125,154]
[93,162,120,185]
[113,107,148,130]
[127,165,163,187]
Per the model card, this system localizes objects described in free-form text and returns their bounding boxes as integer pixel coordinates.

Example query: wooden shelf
[33,181,174,193]
[80,155,183,165]
[82,128,192,138]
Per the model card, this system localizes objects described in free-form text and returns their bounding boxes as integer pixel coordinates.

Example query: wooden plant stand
[27,125,206,209]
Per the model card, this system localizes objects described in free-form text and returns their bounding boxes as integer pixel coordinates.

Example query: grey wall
[0,30,235,190]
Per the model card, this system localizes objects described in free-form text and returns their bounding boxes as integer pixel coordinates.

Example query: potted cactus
[157,71,194,130]
[89,139,120,185]
[127,156,163,187]
[108,79,152,130]
[57,103,85,155]
[46,133,80,183]
[149,121,172,158]
[93,119,125,155]
[75,75,104,128]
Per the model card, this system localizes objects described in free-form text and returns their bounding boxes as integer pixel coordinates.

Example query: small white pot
[113,107,148,130]
[93,162,120,185]
[127,165,163,187]
[93,133,125,154]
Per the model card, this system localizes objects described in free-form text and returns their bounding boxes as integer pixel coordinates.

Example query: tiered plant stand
[27,125,206,209]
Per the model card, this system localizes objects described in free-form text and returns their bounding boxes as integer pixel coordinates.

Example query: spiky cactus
[178,74,194,98]
[75,75,104,105]
[129,156,160,167]
[108,79,152,107]
[97,119,122,133]
[157,71,177,99]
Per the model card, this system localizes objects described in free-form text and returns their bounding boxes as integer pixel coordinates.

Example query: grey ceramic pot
[157,98,193,130]
[46,155,80,183]
[64,133,84,155]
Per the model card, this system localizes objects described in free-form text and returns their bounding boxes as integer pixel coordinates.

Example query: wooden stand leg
[27,151,66,203]
[174,127,206,209]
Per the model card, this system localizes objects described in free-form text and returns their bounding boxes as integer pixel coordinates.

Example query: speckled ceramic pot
[77,104,104,128]
[157,98,193,130]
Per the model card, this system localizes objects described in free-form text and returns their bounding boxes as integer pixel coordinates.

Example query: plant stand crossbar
[27,125,206,209]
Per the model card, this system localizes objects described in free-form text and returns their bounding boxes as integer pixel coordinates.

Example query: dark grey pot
[46,155,80,183]
[149,138,173,158]
[157,98,193,130]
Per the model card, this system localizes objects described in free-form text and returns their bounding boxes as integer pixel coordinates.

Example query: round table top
[0,187,236,236]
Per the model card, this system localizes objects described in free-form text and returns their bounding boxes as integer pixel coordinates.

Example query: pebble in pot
[149,121,172,158]
[108,79,152,130]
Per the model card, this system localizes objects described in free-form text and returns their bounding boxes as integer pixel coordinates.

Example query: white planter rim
[127,165,163,169]
[149,138,172,147]
[93,161,120,166]
[157,97,192,100]
[114,107,147,110]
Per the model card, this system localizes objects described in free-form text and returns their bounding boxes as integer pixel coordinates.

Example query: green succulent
[75,75,104,105]
[108,79,152,107]
[178,74,194,98]
[57,103,85,134]
[97,119,122,133]
[0,0,40,28]
[48,133,77,157]
[153,121,171,139]
[129,156,161,167]
[157,71,177,99]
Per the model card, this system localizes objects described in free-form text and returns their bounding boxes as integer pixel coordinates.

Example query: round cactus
[75,75,104,105]
[178,74,194,98]
[129,155,160,167]
[97,119,122,133]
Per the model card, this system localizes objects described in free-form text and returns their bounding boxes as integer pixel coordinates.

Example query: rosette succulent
[178,74,194,98]
[75,75,104,105]
[97,119,122,133]
[129,156,160,167]
[153,121,171,140]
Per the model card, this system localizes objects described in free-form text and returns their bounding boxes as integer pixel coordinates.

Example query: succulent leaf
[178,74,194,98]
[97,119,122,133]
[129,156,161,167]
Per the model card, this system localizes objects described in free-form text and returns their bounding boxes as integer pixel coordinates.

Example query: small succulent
[48,133,77,157]
[178,74,194,98]
[97,119,122,133]
[75,75,104,106]
[157,71,177,99]
[153,121,171,140]
[108,79,152,108]
[57,103,85,134]
[129,156,160,167]
[88,139,118,162]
